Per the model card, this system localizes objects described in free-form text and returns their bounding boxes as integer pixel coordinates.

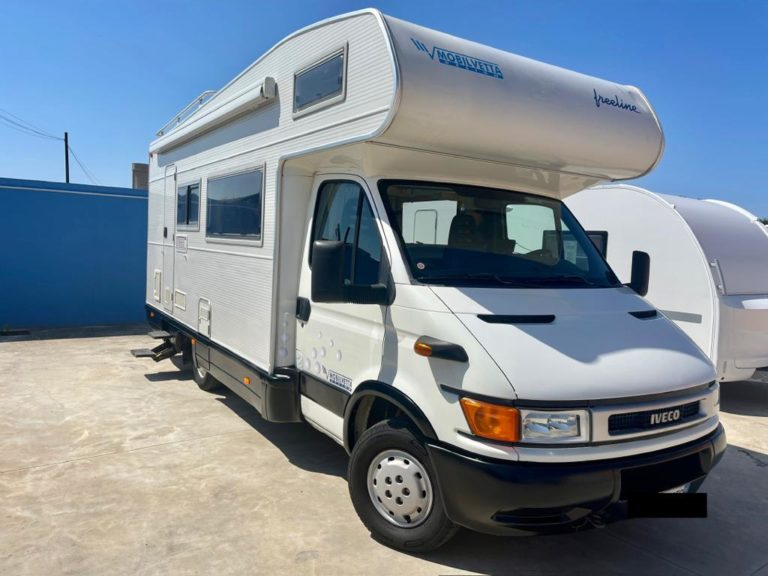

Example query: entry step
[130,348,155,358]
[148,330,172,340]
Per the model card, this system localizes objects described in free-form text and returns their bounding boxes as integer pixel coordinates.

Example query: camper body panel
[379,15,664,187]
[146,10,398,373]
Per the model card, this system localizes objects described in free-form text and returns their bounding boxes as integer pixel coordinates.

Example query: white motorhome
[567,185,768,382]
[135,9,725,551]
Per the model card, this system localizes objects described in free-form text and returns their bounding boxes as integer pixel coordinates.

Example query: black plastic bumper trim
[427,424,726,534]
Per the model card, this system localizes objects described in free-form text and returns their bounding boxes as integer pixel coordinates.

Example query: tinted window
[294,51,345,113]
[312,181,382,285]
[206,170,263,239]
[177,183,199,227]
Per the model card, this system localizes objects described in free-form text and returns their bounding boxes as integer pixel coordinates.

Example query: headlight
[460,397,590,444]
[520,409,590,444]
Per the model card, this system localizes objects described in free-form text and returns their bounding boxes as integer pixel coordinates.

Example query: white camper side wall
[146,11,397,372]
[565,186,717,359]
[675,197,768,379]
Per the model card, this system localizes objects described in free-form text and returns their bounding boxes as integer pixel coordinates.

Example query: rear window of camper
[177,182,200,229]
[206,169,263,240]
[293,48,346,115]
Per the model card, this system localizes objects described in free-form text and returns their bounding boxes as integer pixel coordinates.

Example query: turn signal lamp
[414,340,433,357]
[243,376,251,386]
[460,398,520,442]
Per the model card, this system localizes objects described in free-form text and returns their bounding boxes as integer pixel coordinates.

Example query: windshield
[378,180,621,288]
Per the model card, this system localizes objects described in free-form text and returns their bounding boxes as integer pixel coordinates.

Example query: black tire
[348,419,458,552]
[192,343,222,392]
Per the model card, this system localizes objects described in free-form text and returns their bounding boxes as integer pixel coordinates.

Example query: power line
[0,108,102,185]
[0,114,62,141]
[68,146,102,185]
[0,108,61,139]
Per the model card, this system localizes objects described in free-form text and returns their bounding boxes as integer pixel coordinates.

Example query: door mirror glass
[311,240,390,305]
[629,250,650,296]
[311,240,347,303]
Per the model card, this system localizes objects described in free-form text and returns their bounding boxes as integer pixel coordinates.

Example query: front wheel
[348,419,458,552]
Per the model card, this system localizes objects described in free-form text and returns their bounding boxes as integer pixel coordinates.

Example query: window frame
[176,179,201,231]
[292,44,348,119]
[204,164,266,247]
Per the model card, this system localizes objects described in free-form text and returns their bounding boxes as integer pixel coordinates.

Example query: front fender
[343,381,438,452]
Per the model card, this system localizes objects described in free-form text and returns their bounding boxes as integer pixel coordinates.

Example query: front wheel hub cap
[367,449,433,528]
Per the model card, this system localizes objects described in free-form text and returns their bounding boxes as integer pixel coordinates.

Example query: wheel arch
[343,381,438,452]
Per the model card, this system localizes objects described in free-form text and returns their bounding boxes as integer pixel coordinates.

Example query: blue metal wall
[0,177,148,328]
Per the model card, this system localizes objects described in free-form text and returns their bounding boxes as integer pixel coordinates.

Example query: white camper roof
[151,9,664,197]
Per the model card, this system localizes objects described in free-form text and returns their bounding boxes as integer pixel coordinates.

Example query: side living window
[206,168,263,241]
[177,182,200,229]
[311,181,383,285]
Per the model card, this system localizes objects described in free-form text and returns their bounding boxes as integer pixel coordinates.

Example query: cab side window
[312,181,383,285]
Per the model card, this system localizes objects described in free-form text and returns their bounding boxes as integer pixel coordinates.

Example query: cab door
[296,176,388,440]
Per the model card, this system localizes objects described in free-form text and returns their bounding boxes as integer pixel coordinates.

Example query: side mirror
[586,231,608,258]
[629,250,650,296]
[311,240,391,305]
[312,240,347,303]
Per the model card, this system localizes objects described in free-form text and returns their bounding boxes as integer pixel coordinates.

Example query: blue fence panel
[0,178,148,328]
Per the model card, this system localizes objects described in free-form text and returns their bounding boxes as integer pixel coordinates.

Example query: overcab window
[293,48,346,115]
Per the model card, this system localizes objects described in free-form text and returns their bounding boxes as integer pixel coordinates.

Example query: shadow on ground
[216,388,349,479]
[720,376,768,417]
[0,323,149,342]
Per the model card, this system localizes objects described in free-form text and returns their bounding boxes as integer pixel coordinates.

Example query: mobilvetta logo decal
[411,38,503,80]
[593,89,640,113]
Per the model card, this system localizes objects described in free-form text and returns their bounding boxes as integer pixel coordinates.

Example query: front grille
[608,401,700,436]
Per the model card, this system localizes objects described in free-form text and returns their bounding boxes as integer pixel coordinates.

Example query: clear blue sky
[1,1,766,214]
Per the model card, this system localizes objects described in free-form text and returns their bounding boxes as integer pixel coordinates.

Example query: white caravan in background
[568,184,768,382]
[133,9,724,551]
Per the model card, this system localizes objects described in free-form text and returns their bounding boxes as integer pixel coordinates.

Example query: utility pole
[64,131,70,183]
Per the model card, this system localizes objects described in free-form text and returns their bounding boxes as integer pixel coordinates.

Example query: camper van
[567,184,768,382]
[135,9,725,551]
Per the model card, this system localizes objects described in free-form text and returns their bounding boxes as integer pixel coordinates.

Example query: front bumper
[427,424,726,535]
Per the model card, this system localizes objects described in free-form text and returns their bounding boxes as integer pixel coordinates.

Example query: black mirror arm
[344,283,392,306]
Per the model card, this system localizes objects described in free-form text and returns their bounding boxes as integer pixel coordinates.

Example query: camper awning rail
[156,90,217,137]
[152,77,277,153]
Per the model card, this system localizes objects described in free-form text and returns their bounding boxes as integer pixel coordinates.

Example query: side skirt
[146,304,302,423]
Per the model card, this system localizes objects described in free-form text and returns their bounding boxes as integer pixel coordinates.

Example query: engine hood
[430,286,716,402]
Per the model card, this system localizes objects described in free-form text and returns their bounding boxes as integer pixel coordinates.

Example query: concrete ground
[0,331,766,576]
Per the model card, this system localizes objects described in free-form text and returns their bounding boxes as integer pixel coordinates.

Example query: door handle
[296,297,311,323]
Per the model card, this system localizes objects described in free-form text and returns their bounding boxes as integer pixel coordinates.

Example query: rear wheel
[191,342,222,391]
[348,419,458,552]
